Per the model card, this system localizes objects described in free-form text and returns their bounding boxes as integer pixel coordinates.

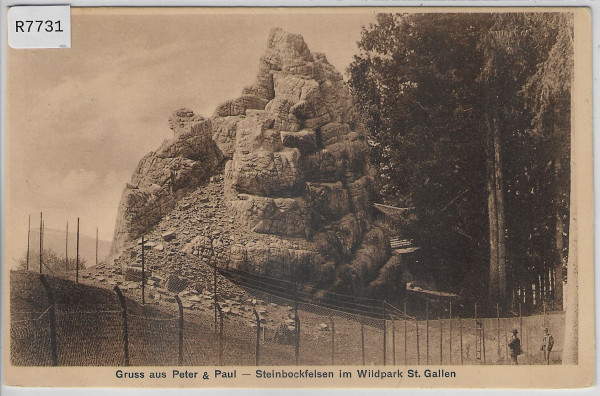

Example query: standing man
[508,329,522,365]
[541,327,554,365]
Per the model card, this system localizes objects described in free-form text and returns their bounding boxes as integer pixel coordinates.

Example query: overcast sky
[5,8,378,265]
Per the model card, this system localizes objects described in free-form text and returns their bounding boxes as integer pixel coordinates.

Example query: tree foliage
[348,13,572,307]
[18,248,87,274]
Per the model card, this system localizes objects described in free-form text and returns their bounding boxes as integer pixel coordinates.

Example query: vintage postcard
[2,6,594,389]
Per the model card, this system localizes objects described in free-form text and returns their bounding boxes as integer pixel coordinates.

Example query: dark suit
[508,335,521,365]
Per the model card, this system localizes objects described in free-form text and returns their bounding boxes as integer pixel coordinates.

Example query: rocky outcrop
[109,109,223,257]
[110,28,403,298]
[216,28,395,294]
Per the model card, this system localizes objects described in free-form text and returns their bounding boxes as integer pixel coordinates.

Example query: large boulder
[227,149,304,197]
[229,195,311,238]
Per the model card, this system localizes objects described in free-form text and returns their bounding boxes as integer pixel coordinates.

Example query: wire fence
[11,271,564,366]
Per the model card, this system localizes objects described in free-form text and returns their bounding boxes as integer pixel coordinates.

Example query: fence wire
[10,271,565,366]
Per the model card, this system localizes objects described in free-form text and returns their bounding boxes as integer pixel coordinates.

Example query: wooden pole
[213,248,217,334]
[39,274,58,365]
[449,302,453,364]
[114,286,129,366]
[519,302,523,355]
[459,317,464,365]
[415,318,420,365]
[474,302,477,359]
[39,212,43,274]
[392,315,396,365]
[482,321,486,364]
[96,227,99,266]
[42,220,45,270]
[525,325,530,365]
[426,301,429,365]
[175,295,184,365]
[216,303,223,365]
[295,314,300,365]
[439,316,443,364]
[404,302,408,365]
[253,308,260,366]
[330,316,335,365]
[295,282,299,365]
[76,217,79,283]
[543,300,547,327]
[505,325,509,362]
[26,215,30,271]
[294,281,298,318]
[360,315,365,365]
[496,302,501,363]
[65,222,68,272]
[141,235,145,305]
[383,300,387,366]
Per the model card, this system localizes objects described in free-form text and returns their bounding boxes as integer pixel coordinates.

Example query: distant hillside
[26,228,111,267]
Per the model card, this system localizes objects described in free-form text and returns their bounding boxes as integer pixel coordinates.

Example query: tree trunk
[554,159,565,310]
[563,155,577,364]
[493,116,507,303]
[486,120,499,301]
[486,108,507,303]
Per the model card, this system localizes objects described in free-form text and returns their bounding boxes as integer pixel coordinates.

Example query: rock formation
[109,110,223,258]
[110,28,402,298]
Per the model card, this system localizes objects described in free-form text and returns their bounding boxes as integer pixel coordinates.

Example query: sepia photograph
[2,6,594,389]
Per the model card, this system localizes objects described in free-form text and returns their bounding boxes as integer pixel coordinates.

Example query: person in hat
[508,329,522,365]
[541,327,554,365]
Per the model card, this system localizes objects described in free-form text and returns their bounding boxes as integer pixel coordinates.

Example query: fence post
[213,249,218,334]
[39,212,43,274]
[95,227,98,267]
[253,308,260,366]
[426,301,429,365]
[294,281,299,318]
[459,317,463,365]
[504,324,509,362]
[360,315,365,365]
[141,235,145,305]
[64,221,68,273]
[525,325,530,365]
[114,286,130,366]
[519,302,523,358]
[482,321,486,364]
[39,274,58,366]
[216,303,224,365]
[329,316,335,365]
[391,314,396,365]
[26,215,30,271]
[403,302,408,365]
[543,300,547,327]
[496,302,500,363]
[415,318,420,365]
[474,302,477,361]
[439,316,442,364]
[382,300,387,366]
[76,217,79,283]
[449,302,453,365]
[294,282,300,365]
[295,314,301,365]
[175,295,184,365]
